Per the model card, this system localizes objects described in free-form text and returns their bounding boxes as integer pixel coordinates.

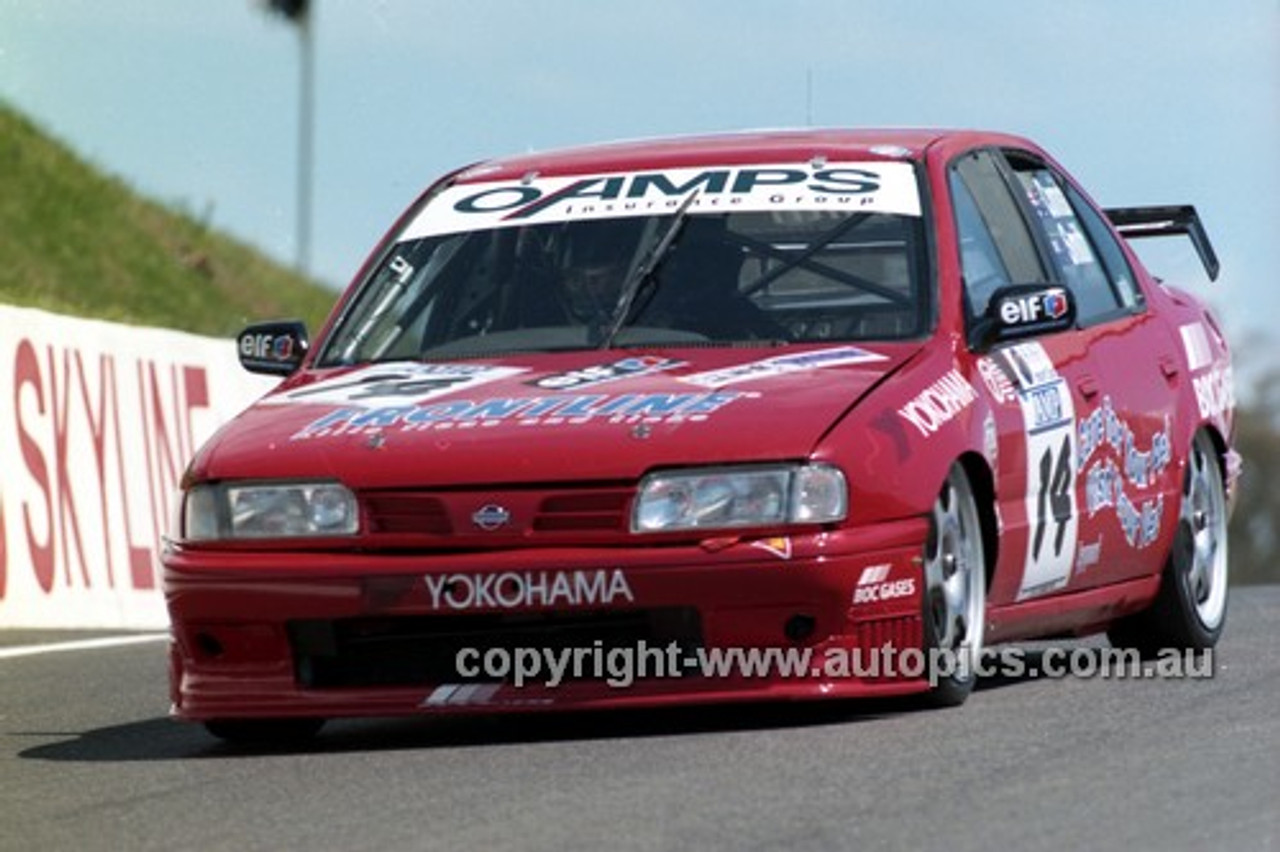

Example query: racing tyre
[203,718,326,745]
[1107,430,1228,656]
[919,464,987,708]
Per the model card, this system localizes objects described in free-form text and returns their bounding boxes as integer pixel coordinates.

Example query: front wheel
[919,464,987,707]
[1107,430,1229,655]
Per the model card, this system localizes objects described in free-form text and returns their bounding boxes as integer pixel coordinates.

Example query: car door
[998,151,1181,590]
[949,148,1128,608]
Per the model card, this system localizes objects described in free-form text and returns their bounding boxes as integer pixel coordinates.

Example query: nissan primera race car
[165,129,1236,742]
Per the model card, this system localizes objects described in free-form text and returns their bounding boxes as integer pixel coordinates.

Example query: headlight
[632,463,847,533]
[182,481,359,541]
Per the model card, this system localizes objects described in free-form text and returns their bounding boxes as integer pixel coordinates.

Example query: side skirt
[986,574,1162,644]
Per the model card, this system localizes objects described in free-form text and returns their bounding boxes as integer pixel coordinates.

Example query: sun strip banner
[401,160,922,239]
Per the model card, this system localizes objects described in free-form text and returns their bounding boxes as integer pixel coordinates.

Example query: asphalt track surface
[2,587,1277,852]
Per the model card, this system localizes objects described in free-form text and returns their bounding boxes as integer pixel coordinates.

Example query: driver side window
[949,149,1044,324]
[950,171,1011,318]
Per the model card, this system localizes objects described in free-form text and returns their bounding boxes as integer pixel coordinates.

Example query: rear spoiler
[1104,205,1219,282]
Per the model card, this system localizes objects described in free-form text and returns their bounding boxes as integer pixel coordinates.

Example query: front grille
[289,607,702,689]
[533,491,630,532]
[363,493,452,535]
[359,487,633,543]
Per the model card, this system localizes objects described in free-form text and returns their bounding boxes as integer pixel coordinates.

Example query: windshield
[318,162,930,365]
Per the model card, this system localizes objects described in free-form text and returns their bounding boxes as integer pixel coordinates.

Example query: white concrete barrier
[0,305,276,629]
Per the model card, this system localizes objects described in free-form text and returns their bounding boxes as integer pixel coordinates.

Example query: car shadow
[973,644,1120,692]
[20,644,1099,763]
[17,695,929,763]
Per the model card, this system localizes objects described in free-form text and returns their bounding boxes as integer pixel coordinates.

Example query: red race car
[164,129,1237,742]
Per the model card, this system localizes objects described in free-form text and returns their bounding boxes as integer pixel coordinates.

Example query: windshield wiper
[596,191,700,349]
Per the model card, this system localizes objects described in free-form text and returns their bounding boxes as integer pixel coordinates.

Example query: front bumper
[164,519,932,721]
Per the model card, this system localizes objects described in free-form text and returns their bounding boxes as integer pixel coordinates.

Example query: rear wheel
[919,464,987,707]
[203,718,326,745]
[1107,430,1228,655]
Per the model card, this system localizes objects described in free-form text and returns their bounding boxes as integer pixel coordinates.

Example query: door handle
[1158,354,1180,380]
[1076,374,1100,400]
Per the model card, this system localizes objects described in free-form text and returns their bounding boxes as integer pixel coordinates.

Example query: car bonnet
[191,343,921,488]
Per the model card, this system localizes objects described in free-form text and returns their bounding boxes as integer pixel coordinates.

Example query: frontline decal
[680,346,885,389]
[291,391,746,439]
[265,363,527,408]
[402,161,922,238]
[424,569,634,611]
[1078,395,1170,549]
[1004,342,1078,601]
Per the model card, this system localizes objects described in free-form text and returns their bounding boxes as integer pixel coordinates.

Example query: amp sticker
[1003,342,1078,601]
[402,161,923,239]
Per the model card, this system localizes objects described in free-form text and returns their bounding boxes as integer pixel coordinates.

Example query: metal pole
[296,5,314,275]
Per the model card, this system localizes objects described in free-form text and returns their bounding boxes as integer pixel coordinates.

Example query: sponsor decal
[1019,172,1096,269]
[998,287,1070,326]
[1180,322,1213,372]
[1006,342,1078,602]
[266,363,527,408]
[530,356,682,391]
[977,356,1017,405]
[291,391,746,439]
[983,411,999,469]
[749,537,793,561]
[897,369,977,436]
[1113,489,1164,550]
[680,345,886,389]
[852,563,916,605]
[424,569,634,611]
[402,161,922,239]
[239,331,296,363]
[1054,220,1096,268]
[1074,539,1102,575]
[1078,395,1170,549]
[422,683,506,708]
[1077,396,1173,486]
[1193,363,1234,420]
[1024,381,1069,434]
[1002,341,1058,389]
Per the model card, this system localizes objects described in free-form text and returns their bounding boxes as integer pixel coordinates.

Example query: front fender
[816,339,991,528]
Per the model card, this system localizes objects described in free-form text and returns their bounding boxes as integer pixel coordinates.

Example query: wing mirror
[975,284,1075,349]
[236,320,309,376]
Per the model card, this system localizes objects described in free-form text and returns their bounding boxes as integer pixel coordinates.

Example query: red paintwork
[164,129,1234,722]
